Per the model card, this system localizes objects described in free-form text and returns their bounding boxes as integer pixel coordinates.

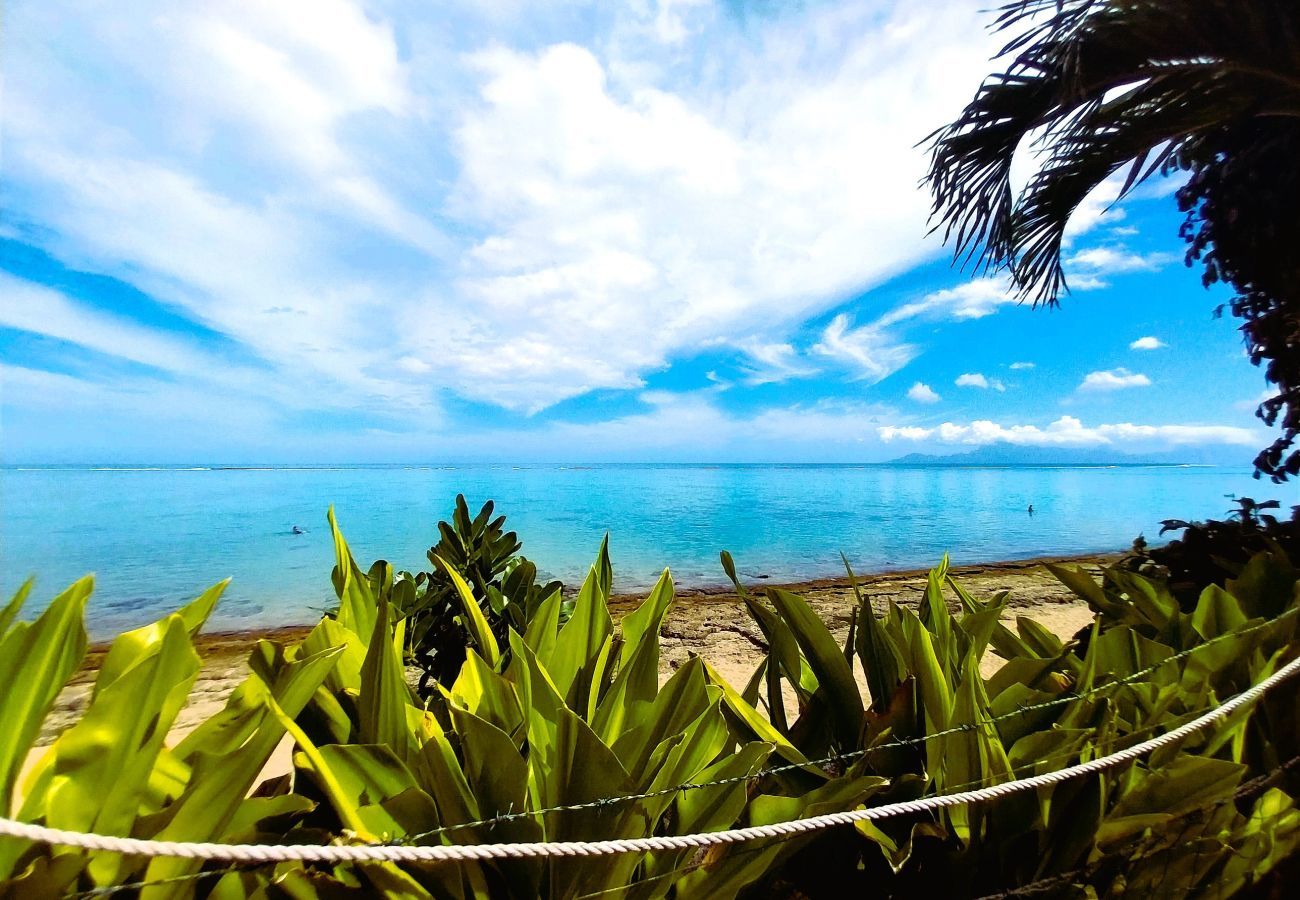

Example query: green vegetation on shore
[2,499,1299,898]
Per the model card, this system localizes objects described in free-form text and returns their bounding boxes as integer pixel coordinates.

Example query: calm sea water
[0,464,1270,637]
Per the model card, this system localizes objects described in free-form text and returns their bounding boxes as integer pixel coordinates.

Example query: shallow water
[0,463,1269,636]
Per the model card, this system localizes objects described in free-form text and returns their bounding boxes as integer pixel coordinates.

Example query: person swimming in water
[1027,504,1034,516]
[292,525,304,534]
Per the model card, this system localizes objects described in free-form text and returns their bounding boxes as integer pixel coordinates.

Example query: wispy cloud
[735,339,819,385]
[1009,361,1035,370]
[1130,336,1166,350]
[5,0,1021,418]
[811,314,918,383]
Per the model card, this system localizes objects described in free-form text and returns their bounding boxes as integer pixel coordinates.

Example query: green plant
[261,510,789,899]
[355,496,563,694]
[0,577,346,898]
[1120,498,1300,608]
[711,549,1300,896]
[3,515,1299,898]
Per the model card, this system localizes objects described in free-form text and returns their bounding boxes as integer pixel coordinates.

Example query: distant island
[885,445,1238,467]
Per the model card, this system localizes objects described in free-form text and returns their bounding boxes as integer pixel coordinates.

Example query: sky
[0,0,1278,464]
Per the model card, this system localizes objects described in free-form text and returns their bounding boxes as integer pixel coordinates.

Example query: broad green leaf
[140,643,342,899]
[547,540,614,707]
[679,775,887,900]
[0,576,90,818]
[92,581,224,700]
[767,588,864,748]
[845,555,904,711]
[636,742,771,900]
[42,615,201,884]
[1191,584,1248,639]
[301,615,369,696]
[1102,756,1245,841]
[920,559,957,678]
[1047,563,1110,610]
[523,586,563,659]
[743,595,812,705]
[328,506,377,640]
[943,657,1012,843]
[0,578,34,636]
[898,606,953,777]
[611,656,714,775]
[415,718,480,830]
[359,596,418,761]
[305,744,437,840]
[449,649,524,740]
[704,659,815,772]
[1016,616,1065,658]
[535,708,633,898]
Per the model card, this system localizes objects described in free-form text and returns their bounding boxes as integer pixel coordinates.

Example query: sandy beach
[37,552,1113,746]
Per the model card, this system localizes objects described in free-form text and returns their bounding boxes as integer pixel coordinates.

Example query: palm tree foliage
[925,0,1300,481]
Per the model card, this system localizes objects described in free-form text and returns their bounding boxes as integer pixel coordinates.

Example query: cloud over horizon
[0,0,1270,462]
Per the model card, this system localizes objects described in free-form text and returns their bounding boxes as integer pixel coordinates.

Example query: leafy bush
[1,511,1298,898]
[713,549,1300,896]
[275,513,788,898]
[1121,497,1300,608]
[0,576,344,898]
[337,496,564,694]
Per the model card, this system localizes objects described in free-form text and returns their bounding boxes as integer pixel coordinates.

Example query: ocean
[0,463,1272,637]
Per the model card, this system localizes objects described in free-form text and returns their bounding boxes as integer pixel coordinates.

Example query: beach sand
[37,552,1113,747]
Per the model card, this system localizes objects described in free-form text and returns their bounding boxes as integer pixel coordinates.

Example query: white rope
[3,654,1297,864]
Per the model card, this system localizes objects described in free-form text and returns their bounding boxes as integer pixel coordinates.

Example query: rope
[2,652,1295,864]
[397,604,1299,843]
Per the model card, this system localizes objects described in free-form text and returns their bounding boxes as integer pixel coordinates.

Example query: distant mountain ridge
[886,444,1244,467]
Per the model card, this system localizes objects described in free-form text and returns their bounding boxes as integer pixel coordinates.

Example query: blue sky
[0,0,1275,464]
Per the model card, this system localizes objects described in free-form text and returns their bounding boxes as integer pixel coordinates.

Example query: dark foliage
[1175,119,1300,480]
[1121,497,1300,607]
[398,495,563,693]
[925,0,1300,480]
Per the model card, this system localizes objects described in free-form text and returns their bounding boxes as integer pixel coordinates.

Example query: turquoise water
[0,464,1270,636]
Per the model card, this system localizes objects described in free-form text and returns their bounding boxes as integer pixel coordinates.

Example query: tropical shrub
[0,577,345,898]
[1,512,1298,898]
[713,550,1300,896]
[1120,497,1300,608]
[271,514,784,899]
[347,496,564,694]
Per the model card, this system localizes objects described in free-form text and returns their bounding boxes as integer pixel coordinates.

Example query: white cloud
[735,339,819,385]
[907,382,940,403]
[879,415,1256,448]
[1080,368,1152,391]
[1130,336,1166,350]
[0,0,1186,443]
[812,314,917,383]
[1009,361,1035,370]
[877,278,1018,327]
[955,372,1005,392]
[809,277,1025,382]
[1063,245,1177,290]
